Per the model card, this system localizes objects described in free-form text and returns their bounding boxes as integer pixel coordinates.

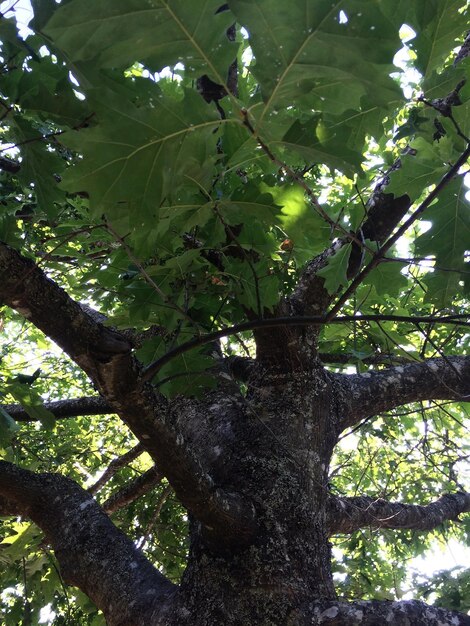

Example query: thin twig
[325,143,470,320]
[137,484,172,550]
[88,444,144,495]
[141,313,470,382]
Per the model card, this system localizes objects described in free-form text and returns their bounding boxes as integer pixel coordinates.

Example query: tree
[0,0,469,623]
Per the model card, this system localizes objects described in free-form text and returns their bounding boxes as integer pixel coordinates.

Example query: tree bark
[336,357,470,430]
[327,492,470,534]
[0,461,174,626]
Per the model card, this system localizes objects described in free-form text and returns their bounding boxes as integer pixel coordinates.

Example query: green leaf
[59,83,220,223]
[415,178,469,268]
[44,0,238,82]
[280,113,363,176]
[404,0,467,79]
[0,407,19,447]
[230,0,401,115]
[387,136,449,201]
[0,523,42,562]
[273,183,330,264]
[363,260,408,297]
[422,270,462,307]
[317,243,352,293]
[223,257,280,313]
[10,116,66,215]
[16,56,87,125]
[7,383,56,429]
[394,108,430,140]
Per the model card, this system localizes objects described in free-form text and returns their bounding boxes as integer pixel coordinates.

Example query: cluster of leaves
[0,0,469,622]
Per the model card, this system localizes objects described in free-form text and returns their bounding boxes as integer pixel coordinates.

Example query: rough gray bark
[293,600,470,625]
[335,357,470,430]
[0,241,256,549]
[0,461,174,626]
[327,492,470,534]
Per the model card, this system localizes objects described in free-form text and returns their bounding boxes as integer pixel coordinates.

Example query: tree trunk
[161,366,338,625]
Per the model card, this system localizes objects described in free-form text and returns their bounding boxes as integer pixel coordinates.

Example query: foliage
[412,565,470,613]
[0,0,469,622]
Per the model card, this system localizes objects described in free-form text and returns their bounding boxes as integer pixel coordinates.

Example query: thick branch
[0,242,257,547]
[337,356,470,430]
[0,461,174,626]
[251,166,410,367]
[299,599,470,625]
[327,492,470,535]
[3,396,112,421]
[0,243,131,362]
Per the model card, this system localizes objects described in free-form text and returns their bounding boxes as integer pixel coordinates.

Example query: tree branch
[326,492,470,535]
[239,116,412,366]
[0,461,174,625]
[102,467,163,514]
[88,443,144,495]
[336,356,470,430]
[326,142,470,320]
[289,175,411,320]
[299,599,470,625]
[0,242,257,547]
[2,396,113,421]
[141,314,469,382]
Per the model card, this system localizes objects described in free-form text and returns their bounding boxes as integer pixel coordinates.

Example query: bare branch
[2,396,112,421]
[142,314,469,382]
[0,242,132,364]
[0,461,174,625]
[327,492,470,535]
[102,467,163,514]
[336,356,470,430]
[88,443,144,496]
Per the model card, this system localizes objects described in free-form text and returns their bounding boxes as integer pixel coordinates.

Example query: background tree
[0,0,469,624]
